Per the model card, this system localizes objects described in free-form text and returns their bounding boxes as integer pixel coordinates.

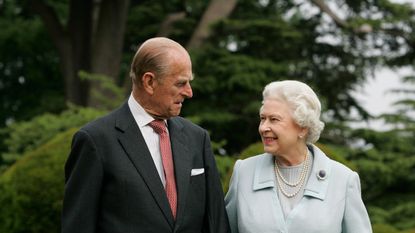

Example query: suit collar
[252,145,331,201]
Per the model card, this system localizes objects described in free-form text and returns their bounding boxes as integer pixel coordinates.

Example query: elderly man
[62,37,230,233]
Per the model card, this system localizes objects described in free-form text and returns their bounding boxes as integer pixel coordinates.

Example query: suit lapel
[114,103,175,227]
[168,118,192,225]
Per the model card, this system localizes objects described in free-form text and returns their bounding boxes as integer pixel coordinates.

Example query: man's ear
[142,72,156,95]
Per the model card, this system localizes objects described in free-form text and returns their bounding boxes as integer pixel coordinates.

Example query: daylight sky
[349,0,414,130]
[351,67,413,130]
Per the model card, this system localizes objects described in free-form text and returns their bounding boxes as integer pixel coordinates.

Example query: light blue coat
[225,144,372,233]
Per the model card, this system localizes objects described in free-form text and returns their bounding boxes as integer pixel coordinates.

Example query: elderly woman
[225,80,372,233]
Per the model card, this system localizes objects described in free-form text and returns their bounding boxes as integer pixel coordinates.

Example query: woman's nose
[259,121,270,132]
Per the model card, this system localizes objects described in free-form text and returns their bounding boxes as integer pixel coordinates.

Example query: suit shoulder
[81,112,113,130]
[172,116,206,133]
[78,105,124,135]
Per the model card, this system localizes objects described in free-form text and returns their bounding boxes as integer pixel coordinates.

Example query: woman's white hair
[262,80,325,144]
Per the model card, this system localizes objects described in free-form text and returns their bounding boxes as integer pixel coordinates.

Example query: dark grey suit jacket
[62,103,230,233]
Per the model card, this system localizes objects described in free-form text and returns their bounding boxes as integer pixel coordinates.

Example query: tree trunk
[186,0,237,50]
[88,0,130,108]
[66,0,93,106]
[30,0,93,106]
[30,0,129,107]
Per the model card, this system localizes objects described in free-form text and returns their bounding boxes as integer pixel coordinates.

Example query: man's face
[150,53,193,119]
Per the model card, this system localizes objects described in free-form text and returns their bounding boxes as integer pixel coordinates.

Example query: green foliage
[79,71,125,111]
[186,48,278,153]
[0,128,76,233]
[381,75,415,132]
[239,142,264,159]
[349,129,415,199]
[214,155,236,193]
[0,106,106,171]
[369,194,415,229]
[0,2,64,128]
[349,74,415,232]
[184,0,391,152]
[349,113,415,231]
[373,223,401,233]
[315,143,358,171]
[388,202,415,230]
[124,2,166,45]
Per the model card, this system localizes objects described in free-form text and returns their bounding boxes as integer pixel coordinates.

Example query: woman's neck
[275,146,308,166]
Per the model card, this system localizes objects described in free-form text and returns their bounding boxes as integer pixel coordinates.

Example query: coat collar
[252,144,331,200]
[253,154,275,190]
[303,144,331,200]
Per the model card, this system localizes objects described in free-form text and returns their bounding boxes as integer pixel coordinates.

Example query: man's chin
[171,111,181,117]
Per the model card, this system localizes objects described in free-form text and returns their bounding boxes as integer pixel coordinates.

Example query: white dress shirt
[128,94,168,187]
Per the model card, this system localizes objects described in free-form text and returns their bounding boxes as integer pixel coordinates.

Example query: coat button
[317,170,326,180]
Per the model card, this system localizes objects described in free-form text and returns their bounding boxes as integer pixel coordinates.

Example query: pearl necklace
[274,151,310,198]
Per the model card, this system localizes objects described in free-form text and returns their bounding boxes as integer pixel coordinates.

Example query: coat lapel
[253,153,275,191]
[252,154,286,228]
[304,144,331,200]
[114,103,175,227]
[167,118,192,226]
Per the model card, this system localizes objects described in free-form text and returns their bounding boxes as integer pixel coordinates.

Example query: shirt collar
[128,94,158,127]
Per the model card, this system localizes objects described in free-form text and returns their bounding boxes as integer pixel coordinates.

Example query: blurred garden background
[0,0,414,232]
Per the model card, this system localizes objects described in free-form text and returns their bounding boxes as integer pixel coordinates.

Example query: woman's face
[258,99,304,156]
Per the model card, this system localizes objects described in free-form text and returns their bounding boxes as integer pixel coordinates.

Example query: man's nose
[183,83,193,98]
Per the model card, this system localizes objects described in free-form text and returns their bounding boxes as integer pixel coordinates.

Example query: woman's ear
[142,72,156,95]
[299,127,309,139]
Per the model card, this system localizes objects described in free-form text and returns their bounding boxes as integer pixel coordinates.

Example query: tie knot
[149,120,167,135]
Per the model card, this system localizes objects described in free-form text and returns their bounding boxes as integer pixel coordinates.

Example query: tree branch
[157,11,186,37]
[310,0,349,28]
[310,0,381,35]
[186,0,237,50]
